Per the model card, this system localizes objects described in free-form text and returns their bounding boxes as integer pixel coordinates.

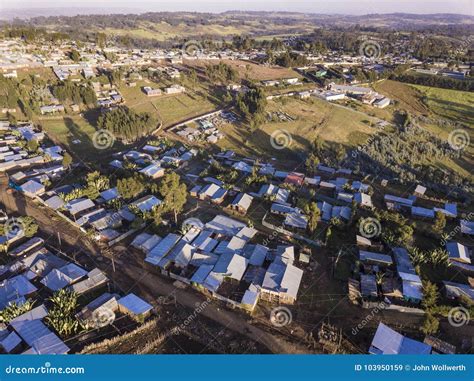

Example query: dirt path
[0,177,310,354]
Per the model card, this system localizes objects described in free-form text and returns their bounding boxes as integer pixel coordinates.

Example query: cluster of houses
[0,227,152,354]
[10,133,199,246]
[175,112,233,144]
[132,214,304,311]
[0,122,66,180]
[142,84,186,97]
[319,83,391,108]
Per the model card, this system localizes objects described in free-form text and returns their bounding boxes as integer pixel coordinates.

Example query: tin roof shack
[20,180,45,197]
[392,247,423,304]
[443,281,474,303]
[229,193,253,215]
[445,242,471,264]
[369,323,432,355]
[360,274,378,300]
[118,293,153,322]
[260,261,303,305]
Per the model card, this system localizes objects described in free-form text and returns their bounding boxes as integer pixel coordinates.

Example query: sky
[1,0,473,15]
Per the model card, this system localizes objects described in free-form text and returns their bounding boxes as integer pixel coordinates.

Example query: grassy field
[120,81,220,127]
[218,97,379,168]
[185,59,301,81]
[373,80,473,178]
[373,80,430,116]
[38,115,122,164]
[412,84,474,127]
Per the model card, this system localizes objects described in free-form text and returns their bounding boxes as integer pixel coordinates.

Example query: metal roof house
[443,281,474,302]
[284,212,308,230]
[434,203,457,218]
[411,206,435,219]
[359,250,393,266]
[230,193,253,214]
[360,274,378,299]
[261,261,303,304]
[354,193,373,208]
[67,268,108,295]
[446,242,471,264]
[118,293,153,319]
[131,195,162,213]
[20,180,45,197]
[369,323,432,355]
[213,253,249,282]
[205,215,246,236]
[40,263,88,291]
[460,220,474,236]
[139,163,165,179]
[65,198,95,216]
[145,233,181,265]
[12,320,69,354]
[0,275,37,309]
[99,187,119,202]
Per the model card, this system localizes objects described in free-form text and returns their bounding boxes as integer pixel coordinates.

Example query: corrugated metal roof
[118,293,152,315]
[370,323,431,355]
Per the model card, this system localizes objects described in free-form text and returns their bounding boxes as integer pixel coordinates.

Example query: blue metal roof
[370,323,431,354]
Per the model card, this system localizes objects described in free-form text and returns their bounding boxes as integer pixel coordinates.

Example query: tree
[421,313,439,335]
[422,281,439,311]
[117,176,144,200]
[69,49,80,62]
[62,152,73,169]
[97,106,156,142]
[305,153,320,175]
[433,211,446,234]
[7,112,16,126]
[27,139,39,152]
[304,202,320,233]
[159,173,187,224]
